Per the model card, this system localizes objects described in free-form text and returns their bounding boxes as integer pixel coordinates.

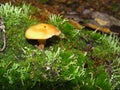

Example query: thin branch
[0,17,6,52]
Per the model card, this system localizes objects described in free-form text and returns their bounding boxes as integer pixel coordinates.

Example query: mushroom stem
[38,39,46,50]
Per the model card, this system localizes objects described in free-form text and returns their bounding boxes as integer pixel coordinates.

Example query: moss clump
[0,3,120,90]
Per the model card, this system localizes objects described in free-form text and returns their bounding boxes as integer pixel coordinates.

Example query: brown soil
[0,0,120,21]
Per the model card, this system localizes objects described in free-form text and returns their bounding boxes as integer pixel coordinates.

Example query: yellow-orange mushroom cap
[25,23,61,50]
[25,23,61,39]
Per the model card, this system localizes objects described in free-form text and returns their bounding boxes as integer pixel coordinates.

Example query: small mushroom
[25,23,61,50]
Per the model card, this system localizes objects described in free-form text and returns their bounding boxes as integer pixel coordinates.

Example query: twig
[0,17,6,52]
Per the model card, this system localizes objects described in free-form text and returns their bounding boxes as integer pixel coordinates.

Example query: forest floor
[0,0,120,35]
[0,1,120,89]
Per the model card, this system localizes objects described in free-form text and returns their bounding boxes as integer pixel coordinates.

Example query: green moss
[0,2,120,90]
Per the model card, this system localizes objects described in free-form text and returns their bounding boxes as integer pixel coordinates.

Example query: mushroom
[25,23,61,50]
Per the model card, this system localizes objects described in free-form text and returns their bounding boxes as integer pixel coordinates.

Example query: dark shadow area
[110,25,120,37]
[26,36,61,48]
